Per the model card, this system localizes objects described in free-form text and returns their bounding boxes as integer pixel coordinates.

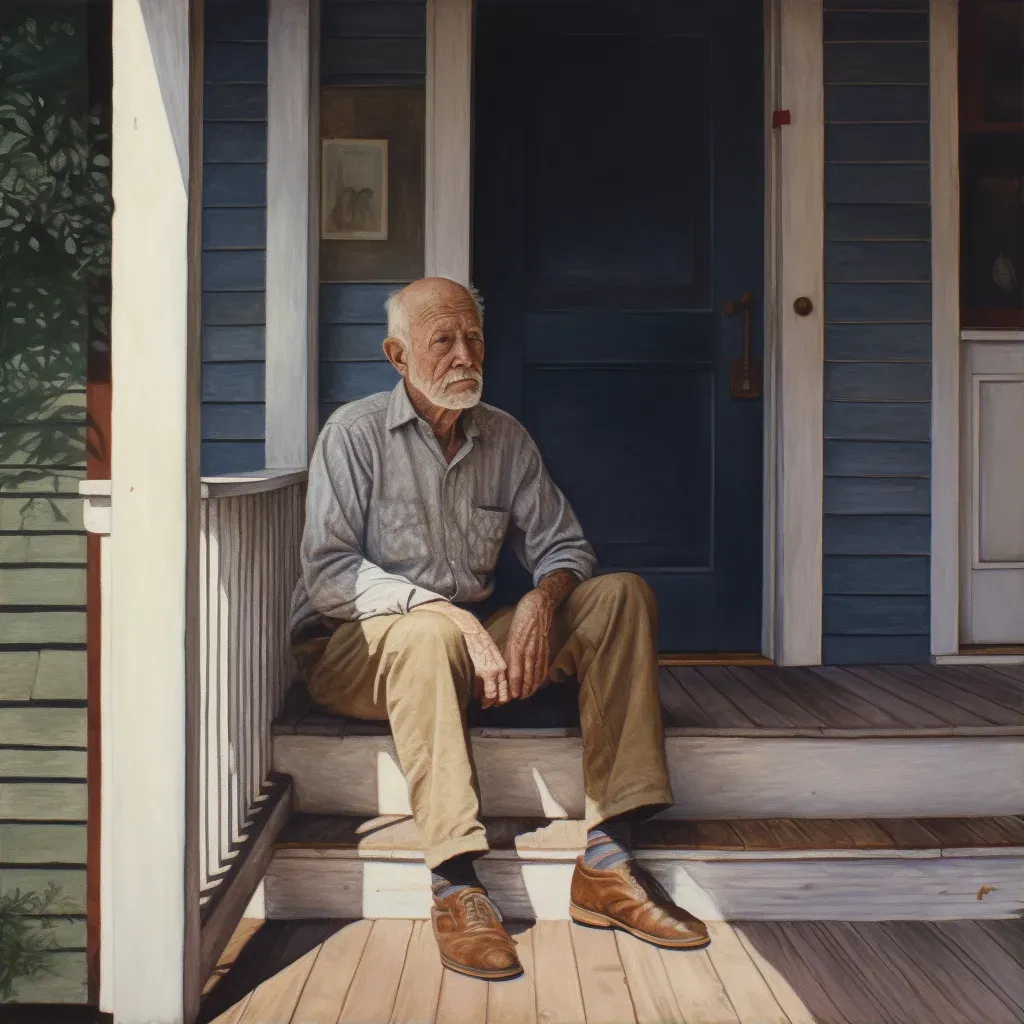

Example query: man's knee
[386,610,473,681]
[590,572,657,616]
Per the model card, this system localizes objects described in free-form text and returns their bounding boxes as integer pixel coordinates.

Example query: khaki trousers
[296,572,673,869]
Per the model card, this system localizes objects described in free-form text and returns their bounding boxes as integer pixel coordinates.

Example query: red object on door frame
[772,109,792,128]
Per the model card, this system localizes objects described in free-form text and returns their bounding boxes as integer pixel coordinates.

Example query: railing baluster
[196,475,306,911]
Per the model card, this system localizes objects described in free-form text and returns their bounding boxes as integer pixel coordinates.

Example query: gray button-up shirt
[289,382,596,635]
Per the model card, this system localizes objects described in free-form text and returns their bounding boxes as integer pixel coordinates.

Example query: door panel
[474,0,764,650]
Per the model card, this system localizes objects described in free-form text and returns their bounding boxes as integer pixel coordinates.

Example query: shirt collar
[385,380,481,439]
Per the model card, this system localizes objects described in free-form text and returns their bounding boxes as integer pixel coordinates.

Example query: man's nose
[450,333,476,366]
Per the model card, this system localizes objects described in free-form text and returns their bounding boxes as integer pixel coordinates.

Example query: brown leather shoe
[431,886,523,980]
[569,857,710,949]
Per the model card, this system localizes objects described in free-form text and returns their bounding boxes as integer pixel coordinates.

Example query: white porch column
[266,0,320,466]
[425,0,473,285]
[772,0,825,664]
[110,0,202,1020]
[929,0,960,656]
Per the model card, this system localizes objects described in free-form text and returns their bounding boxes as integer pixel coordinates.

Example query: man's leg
[299,611,522,978]
[303,609,488,867]
[545,573,709,949]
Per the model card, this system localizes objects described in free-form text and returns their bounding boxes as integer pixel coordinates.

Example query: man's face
[405,286,485,411]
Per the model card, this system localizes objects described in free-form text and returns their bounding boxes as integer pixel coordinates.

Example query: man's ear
[382,336,408,375]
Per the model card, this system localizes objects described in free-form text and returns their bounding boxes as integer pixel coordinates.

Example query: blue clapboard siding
[823,5,931,664]
[322,0,426,86]
[201,0,268,474]
[318,1,426,425]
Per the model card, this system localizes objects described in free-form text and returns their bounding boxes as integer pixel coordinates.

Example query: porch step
[262,813,1024,922]
[273,666,1024,820]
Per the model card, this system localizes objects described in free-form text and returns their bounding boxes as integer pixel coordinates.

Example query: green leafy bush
[0,10,111,507]
[0,884,75,1001]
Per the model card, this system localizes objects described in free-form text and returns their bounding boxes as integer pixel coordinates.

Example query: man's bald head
[382,277,485,412]
[385,278,483,349]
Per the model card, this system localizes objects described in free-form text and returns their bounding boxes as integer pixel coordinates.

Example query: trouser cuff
[425,832,491,872]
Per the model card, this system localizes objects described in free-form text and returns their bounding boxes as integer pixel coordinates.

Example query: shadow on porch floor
[200,916,1024,1024]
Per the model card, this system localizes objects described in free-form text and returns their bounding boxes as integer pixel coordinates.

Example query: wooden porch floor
[276,663,1024,738]
[202,917,1024,1024]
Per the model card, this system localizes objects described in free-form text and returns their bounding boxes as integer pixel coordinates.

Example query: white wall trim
[930,0,961,656]
[266,0,317,467]
[424,0,473,285]
[771,0,825,664]
[109,0,201,1019]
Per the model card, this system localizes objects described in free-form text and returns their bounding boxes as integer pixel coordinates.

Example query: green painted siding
[0,1,107,1003]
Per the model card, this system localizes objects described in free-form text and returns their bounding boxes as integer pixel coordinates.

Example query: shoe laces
[624,860,673,906]
[461,889,503,927]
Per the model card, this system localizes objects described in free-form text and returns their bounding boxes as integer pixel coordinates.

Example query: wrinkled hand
[504,589,555,700]
[464,627,510,708]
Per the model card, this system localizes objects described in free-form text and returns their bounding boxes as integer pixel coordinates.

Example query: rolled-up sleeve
[301,424,444,621]
[508,432,596,586]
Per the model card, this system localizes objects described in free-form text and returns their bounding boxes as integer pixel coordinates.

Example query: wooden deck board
[202,918,1024,1024]
[280,665,1024,737]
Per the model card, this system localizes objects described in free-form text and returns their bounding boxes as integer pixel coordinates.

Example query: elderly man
[290,277,708,980]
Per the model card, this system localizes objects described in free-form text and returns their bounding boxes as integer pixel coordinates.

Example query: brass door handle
[722,292,761,399]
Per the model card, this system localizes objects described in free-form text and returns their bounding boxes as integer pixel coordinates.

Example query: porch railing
[80,469,307,1007]
[196,469,305,971]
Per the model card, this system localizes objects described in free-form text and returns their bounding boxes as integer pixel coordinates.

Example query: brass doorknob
[793,296,813,317]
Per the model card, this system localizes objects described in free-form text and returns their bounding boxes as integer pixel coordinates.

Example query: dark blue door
[473,0,764,651]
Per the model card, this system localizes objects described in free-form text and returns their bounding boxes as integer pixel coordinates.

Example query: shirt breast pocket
[468,506,510,575]
[375,500,431,566]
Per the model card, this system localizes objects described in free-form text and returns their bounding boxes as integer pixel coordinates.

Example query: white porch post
[266,0,320,466]
[110,0,202,1020]
[773,0,825,665]
[425,0,473,284]
[929,0,960,656]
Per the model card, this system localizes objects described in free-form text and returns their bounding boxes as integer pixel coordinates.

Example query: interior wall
[821,0,933,664]
[200,0,270,474]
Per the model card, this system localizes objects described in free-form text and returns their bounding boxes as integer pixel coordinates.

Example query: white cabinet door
[961,341,1024,643]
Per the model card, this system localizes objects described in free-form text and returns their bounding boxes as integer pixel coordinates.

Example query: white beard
[408,358,483,410]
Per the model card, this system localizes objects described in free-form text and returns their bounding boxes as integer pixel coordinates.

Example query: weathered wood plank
[735,923,845,1024]
[0,650,38,700]
[615,930,680,1024]
[487,925,536,1024]
[338,919,413,1022]
[570,923,636,1024]
[670,668,755,728]
[435,959,489,1024]
[0,611,86,644]
[725,668,826,728]
[0,782,88,822]
[0,868,86,913]
[930,922,1024,1019]
[235,945,319,1024]
[533,921,586,1024]
[658,670,717,728]
[32,650,87,700]
[0,823,87,864]
[704,922,788,1024]
[0,496,84,532]
[0,566,86,606]
[0,748,87,778]
[9,951,87,1003]
[826,83,929,121]
[699,666,793,728]
[658,946,740,1024]
[290,919,373,1024]
[0,707,85,747]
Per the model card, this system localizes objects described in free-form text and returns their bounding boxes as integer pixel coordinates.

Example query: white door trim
[425,0,473,285]
[770,0,825,664]
[266,0,320,468]
[425,0,825,663]
[930,0,961,656]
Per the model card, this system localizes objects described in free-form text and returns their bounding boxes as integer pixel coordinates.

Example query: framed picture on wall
[322,138,389,241]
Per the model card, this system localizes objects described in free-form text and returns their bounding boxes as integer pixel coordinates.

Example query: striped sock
[431,852,482,901]
[584,817,634,871]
